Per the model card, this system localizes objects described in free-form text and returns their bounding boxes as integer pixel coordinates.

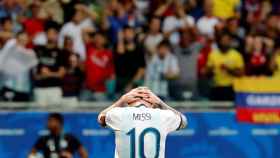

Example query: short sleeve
[161,110,182,133]
[106,107,123,131]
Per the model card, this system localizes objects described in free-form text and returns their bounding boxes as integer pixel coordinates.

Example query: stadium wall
[0,107,279,158]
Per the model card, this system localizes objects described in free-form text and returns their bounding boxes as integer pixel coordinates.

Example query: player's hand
[139,88,163,108]
[120,88,149,105]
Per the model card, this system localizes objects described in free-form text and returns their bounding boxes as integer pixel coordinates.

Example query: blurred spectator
[0,0,24,33]
[226,17,245,52]
[33,25,66,106]
[61,0,83,23]
[1,0,280,102]
[212,0,241,19]
[29,113,88,158]
[106,1,129,44]
[115,26,145,93]
[174,27,199,100]
[197,39,213,99]
[0,31,37,101]
[242,0,265,28]
[196,0,219,38]
[205,31,244,101]
[134,0,150,19]
[33,21,60,46]
[0,16,14,33]
[185,0,205,20]
[123,0,144,28]
[59,4,96,60]
[162,1,195,45]
[61,37,84,104]
[245,35,272,76]
[81,31,115,101]
[265,14,280,41]
[21,1,46,39]
[145,40,180,99]
[143,16,163,59]
[40,0,64,24]
[0,0,22,20]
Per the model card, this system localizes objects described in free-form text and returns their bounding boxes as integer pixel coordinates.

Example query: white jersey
[105,105,182,158]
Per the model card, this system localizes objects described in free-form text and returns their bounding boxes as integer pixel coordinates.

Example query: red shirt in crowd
[22,18,44,38]
[85,45,115,92]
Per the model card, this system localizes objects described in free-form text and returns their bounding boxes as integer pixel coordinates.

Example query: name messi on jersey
[132,113,152,121]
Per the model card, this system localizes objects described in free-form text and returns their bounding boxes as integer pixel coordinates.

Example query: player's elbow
[97,114,107,127]
[179,114,187,129]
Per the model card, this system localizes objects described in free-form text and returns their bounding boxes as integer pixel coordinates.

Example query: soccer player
[28,113,88,158]
[98,87,187,158]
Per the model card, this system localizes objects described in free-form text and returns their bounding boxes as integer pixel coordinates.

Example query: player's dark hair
[48,113,64,125]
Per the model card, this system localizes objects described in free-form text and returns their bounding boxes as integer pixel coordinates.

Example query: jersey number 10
[126,127,161,158]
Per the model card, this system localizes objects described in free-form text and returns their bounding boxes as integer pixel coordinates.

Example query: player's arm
[142,89,187,130]
[98,88,149,127]
[156,100,187,130]
[98,97,125,127]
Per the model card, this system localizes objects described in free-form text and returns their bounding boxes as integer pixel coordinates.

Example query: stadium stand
[1,0,280,104]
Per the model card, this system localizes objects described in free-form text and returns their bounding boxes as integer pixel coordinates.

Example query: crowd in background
[1,0,280,104]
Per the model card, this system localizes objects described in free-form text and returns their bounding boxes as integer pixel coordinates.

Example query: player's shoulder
[157,109,177,117]
[106,107,123,117]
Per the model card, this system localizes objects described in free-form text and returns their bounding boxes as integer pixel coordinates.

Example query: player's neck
[129,100,152,108]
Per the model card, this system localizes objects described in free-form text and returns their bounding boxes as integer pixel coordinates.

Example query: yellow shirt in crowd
[207,49,244,87]
[213,0,240,19]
